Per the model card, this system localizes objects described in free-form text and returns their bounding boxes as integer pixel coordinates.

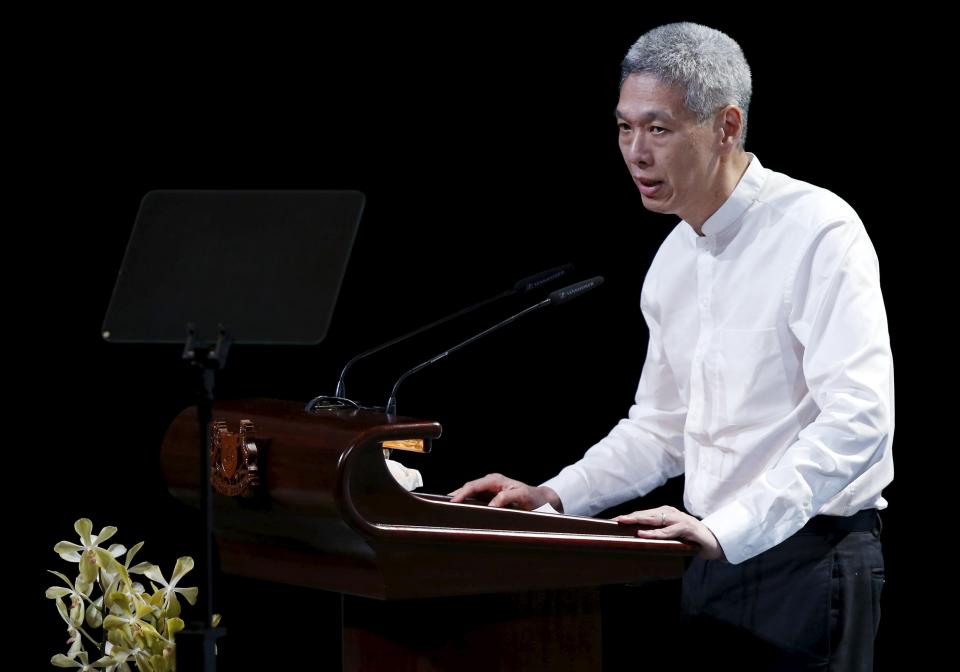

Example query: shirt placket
[690,236,717,440]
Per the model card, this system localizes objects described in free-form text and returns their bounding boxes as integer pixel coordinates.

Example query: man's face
[617,73,722,225]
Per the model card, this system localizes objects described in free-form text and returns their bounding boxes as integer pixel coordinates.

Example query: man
[449,22,893,670]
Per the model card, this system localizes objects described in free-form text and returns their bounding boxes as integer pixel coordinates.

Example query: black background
[23,9,926,670]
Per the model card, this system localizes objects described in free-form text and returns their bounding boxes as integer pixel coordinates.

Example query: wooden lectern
[161,398,695,670]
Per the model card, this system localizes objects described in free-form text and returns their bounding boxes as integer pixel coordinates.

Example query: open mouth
[636,178,663,196]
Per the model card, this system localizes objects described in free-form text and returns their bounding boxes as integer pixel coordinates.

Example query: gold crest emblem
[210,419,260,496]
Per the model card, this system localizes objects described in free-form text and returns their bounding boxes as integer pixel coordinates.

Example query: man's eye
[651,126,667,135]
[617,122,630,131]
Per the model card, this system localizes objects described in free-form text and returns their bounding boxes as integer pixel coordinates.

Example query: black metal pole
[177,327,229,672]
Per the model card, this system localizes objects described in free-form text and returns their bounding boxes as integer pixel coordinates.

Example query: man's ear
[718,105,744,151]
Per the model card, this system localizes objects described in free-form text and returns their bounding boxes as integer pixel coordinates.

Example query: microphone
[384,276,604,415]
[305,264,574,411]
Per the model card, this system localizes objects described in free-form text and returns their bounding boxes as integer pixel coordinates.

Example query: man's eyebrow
[614,108,676,123]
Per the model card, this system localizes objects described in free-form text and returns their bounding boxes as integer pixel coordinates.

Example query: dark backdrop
[23,10,925,670]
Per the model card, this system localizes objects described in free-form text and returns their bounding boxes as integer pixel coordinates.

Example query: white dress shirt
[541,154,894,564]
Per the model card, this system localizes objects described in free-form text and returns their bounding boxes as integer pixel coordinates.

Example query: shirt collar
[684,153,766,242]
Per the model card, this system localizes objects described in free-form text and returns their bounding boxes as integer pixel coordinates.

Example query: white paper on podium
[385,459,423,491]
[533,502,561,514]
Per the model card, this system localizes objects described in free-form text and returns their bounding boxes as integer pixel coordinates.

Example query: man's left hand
[612,506,726,561]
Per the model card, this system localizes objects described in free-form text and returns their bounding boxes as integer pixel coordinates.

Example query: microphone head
[548,276,604,306]
[513,263,575,294]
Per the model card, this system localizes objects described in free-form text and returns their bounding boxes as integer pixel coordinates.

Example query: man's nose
[625,133,651,165]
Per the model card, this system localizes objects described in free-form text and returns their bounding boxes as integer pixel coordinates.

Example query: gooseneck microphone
[384,276,604,415]
[305,264,574,411]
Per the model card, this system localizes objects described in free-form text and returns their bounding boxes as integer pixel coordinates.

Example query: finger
[448,485,475,502]
[612,509,646,519]
[611,509,659,524]
[646,510,673,526]
[489,486,528,509]
[635,522,687,539]
[448,475,505,502]
[488,488,514,508]
[450,487,488,503]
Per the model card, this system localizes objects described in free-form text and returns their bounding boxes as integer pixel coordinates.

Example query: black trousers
[680,509,884,671]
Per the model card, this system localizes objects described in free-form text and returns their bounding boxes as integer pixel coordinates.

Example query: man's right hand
[447,473,563,512]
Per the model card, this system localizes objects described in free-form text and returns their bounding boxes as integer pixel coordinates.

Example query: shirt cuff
[539,467,592,517]
[699,499,760,565]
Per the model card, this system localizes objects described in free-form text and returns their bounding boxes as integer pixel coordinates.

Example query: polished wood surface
[160,398,695,599]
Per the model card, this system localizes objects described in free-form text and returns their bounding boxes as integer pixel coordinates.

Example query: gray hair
[620,22,752,148]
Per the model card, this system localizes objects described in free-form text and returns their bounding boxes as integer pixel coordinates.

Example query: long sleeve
[701,217,895,564]
[540,275,687,517]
